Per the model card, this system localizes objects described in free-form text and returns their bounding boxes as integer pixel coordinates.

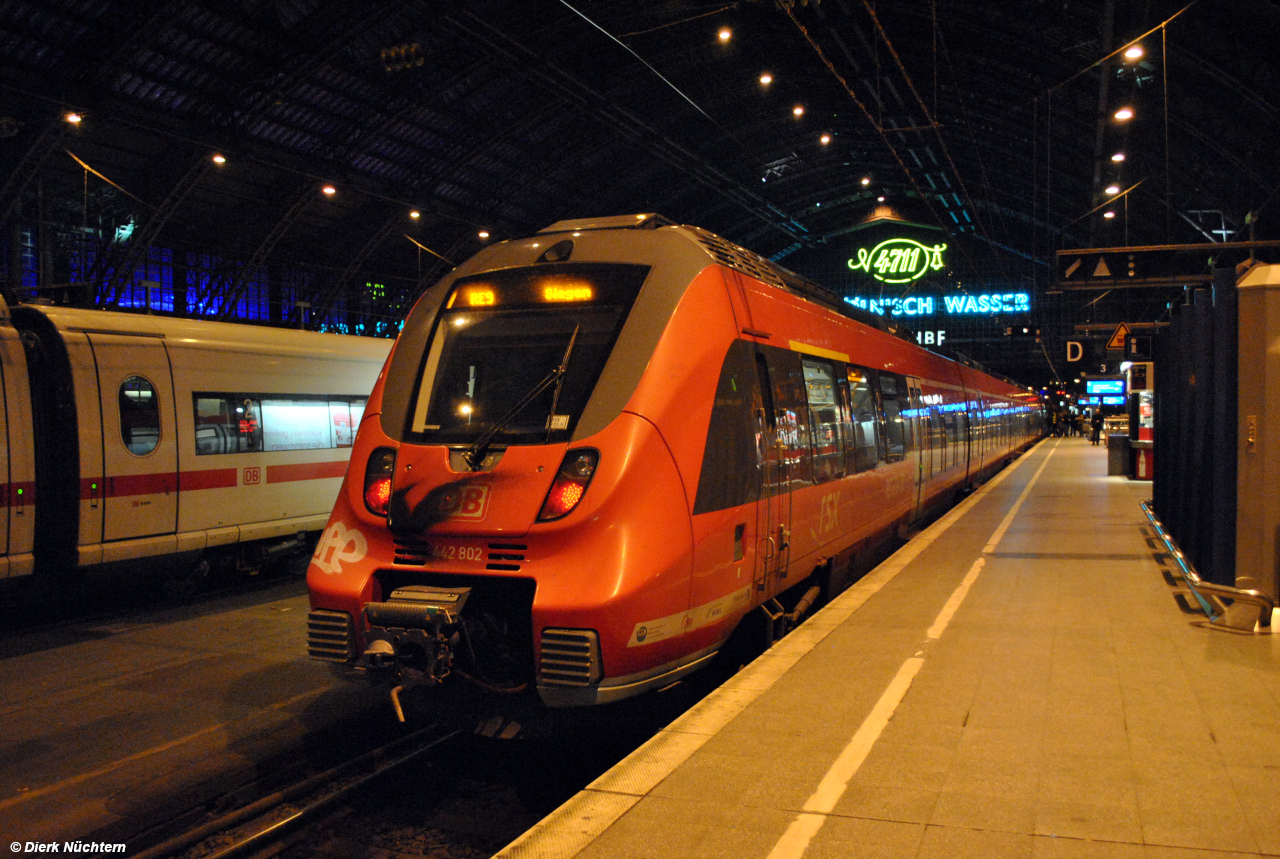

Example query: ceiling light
[877,195,885,202]
[718,27,731,42]
[478,230,490,239]
[759,72,773,85]
[211,153,226,164]
[1103,210,1116,219]
[820,133,831,145]
[1113,106,1134,121]
[322,184,336,196]
[1124,44,1144,61]
[1111,152,1125,162]
[861,176,871,186]
[792,105,805,118]
[1105,184,1121,195]
[64,112,82,125]
[409,210,420,219]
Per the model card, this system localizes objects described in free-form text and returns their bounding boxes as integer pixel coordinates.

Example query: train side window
[119,375,161,456]
[846,367,879,473]
[878,373,911,462]
[802,358,842,483]
[195,393,369,455]
[692,340,764,515]
[330,399,368,448]
[194,394,263,455]
[931,408,946,462]
[262,398,332,451]
[771,350,813,486]
[755,353,776,430]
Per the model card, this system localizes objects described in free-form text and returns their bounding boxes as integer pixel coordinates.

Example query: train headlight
[364,447,397,516]
[537,449,599,521]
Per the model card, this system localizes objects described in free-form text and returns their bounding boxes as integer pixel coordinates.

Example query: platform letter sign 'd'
[849,238,947,284]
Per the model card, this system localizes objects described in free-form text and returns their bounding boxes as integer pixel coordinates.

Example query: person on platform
[1090,410,1104,445]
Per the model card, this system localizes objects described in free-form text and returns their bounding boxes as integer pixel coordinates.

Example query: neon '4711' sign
[848,238,947,284]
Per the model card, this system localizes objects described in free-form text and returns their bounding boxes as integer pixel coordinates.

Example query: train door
[88,333,179,542]
[753,350,793,595]
[0,353,8,567]
[0,320,35,579]
[905,376,927,519]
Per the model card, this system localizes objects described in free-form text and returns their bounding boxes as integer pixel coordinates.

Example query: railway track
[124,723,462,859]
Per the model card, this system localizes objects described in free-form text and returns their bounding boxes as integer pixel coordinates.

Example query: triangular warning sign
[1093,257,1112,277]
[1107,322,1132,350]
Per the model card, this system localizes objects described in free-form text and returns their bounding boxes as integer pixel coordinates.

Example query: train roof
[539,214,913,339]
[538,214,1034,392]
[9,302,392,359]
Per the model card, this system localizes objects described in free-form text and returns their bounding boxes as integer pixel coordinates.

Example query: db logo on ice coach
[438,484,490,520]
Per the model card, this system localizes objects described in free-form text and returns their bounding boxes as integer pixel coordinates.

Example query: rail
[1141,500,1276,633]
[127,723,460,859]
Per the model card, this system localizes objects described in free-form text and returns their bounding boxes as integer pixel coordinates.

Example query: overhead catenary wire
[859,0,1016,287]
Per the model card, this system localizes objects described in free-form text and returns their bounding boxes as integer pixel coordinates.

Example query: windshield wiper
[462,325,579,471]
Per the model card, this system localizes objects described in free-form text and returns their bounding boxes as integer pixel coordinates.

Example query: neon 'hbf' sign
[848,237,947,284]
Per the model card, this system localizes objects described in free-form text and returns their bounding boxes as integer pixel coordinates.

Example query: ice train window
[119,375,160,456]
[193,393,369,454]
[262,399,331,451]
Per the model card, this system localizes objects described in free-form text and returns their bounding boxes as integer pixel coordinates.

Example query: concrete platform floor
[499,438,1280,859]
[0,578,393,846]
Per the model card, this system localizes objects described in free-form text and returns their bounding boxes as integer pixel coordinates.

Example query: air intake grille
[307,610,354,662]
[539,628,602,687]
[692,229,788,289]
[393,538,431,566]
[486,543,526,571]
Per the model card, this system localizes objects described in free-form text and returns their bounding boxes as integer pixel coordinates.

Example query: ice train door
[88,333,179,543]
[0,310,36,579]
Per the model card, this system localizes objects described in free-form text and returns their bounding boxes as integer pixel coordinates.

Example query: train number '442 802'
[428,543,484,563]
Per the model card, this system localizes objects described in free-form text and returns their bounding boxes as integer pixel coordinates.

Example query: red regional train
[306,214,1042,709]
[0,296,390,595]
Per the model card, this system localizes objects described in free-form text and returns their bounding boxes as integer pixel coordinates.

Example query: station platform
[499,438,1280,859]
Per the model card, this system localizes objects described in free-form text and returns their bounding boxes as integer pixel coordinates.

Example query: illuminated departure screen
[1086,379,1125,395]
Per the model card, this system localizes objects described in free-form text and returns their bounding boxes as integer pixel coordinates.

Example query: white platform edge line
[493,440,1049,859]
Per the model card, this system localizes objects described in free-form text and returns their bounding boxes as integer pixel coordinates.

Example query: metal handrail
[1141,500,1275,632]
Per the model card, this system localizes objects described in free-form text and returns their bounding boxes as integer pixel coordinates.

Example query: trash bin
[1107,433,1129,476]
[1130,439,1153,480]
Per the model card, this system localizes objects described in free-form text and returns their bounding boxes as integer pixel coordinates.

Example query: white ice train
[0,294,390,594]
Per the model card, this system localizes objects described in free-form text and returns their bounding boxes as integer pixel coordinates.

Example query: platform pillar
[1236,262,1280,601]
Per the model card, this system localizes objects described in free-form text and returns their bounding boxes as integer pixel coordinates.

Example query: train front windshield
[407,263,649,446]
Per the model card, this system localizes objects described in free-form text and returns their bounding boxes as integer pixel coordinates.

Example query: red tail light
[538,449,599,521]
[364,447,396,515]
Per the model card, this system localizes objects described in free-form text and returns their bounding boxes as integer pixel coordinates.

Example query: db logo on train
[243,467,261,485]
[437,484,490,520]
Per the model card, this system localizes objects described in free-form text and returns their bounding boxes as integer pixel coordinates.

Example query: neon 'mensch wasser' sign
[848,238,948,284]
[843,292,1032,317]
